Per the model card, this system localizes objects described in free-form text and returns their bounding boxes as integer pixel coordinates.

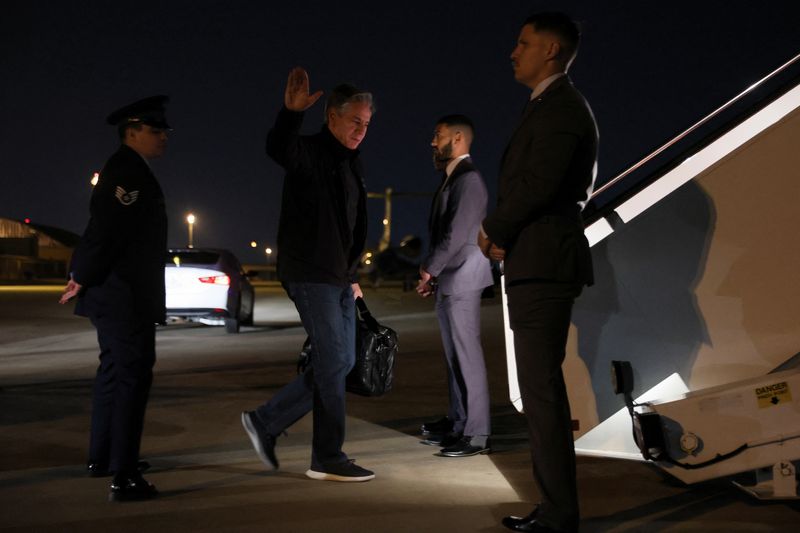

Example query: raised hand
[284,67,324,112]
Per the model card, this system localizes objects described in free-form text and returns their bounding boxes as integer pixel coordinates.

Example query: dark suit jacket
[483,76,598,286]
[423,157,493,295]
[267,107,368,286]
[72,144,168,322]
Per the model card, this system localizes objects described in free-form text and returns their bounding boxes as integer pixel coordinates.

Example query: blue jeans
[255,282,356,469]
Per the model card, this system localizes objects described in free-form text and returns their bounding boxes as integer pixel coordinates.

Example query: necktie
[428,174,447,231]
[522,97,537,117]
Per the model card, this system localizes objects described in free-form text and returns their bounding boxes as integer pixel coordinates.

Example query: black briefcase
[348,297,398,396]
[296,297,398,397]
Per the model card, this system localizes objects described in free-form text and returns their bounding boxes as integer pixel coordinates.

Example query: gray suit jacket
[423,157,494,295]
[483,76,598,286]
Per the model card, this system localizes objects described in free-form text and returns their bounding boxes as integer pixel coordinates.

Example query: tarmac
[0,285,798,532]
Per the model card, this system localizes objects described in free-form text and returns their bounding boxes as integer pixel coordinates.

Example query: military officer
[60,95,170,501]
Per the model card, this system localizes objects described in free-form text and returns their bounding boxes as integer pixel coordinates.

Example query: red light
[198,275,230,286]
[24,218,31,224]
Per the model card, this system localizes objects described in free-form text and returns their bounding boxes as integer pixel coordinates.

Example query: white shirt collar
[530,73,566,100]
[445,153,470,178]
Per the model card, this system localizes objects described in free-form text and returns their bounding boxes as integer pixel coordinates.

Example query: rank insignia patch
[115,186,139,206]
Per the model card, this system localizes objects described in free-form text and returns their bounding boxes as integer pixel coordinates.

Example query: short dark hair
[435,114,475,141]
[324,83,375,123]
[524,12,581,68]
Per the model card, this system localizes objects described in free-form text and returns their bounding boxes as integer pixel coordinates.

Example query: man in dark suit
[416,115,494,457]
[60,95,170,501]
[479,13,598,533]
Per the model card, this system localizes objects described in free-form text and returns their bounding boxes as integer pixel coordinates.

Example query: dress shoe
[87,460,151,478]
[439,436,490,457]
[502,508,571,532]
[241,411,279,469]
[419,431,462,447]
[109,473,158,502]
[420,416,454,436]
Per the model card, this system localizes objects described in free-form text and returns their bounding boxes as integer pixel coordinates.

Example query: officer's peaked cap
[106,95,171,129]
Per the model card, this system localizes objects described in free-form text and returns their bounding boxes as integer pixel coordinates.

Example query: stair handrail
[591,51,800,199]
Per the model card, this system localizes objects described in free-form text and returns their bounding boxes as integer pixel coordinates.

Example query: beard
[432,141,453,171]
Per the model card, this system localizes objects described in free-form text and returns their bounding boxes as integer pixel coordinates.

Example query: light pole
[366,187,432,251]
[265,247,273,265]
[186,213,196,248]
[380,187,392,251]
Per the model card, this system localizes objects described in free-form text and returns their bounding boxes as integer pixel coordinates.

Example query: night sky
[2,1,799,263]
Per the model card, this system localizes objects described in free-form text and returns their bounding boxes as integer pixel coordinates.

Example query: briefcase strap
[355,297,381,333]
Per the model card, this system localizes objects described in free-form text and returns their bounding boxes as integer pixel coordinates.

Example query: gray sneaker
[305,460,375,482]
[241,411,279,470]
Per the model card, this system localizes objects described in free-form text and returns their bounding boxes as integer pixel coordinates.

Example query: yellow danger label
[756,381,792,408]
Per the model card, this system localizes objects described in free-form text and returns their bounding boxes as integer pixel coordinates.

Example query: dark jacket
[72,144,168,322]
[483,76,598,286]
[423,157,493,295]
[267,107,368,286]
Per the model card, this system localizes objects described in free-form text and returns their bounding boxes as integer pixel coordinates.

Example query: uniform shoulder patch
[115,186,140,206]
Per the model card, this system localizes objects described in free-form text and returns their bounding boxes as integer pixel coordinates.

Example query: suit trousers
[255,282,355,470]
[89,316,156,474]
[506,280,583,532]
[435,288,490,437]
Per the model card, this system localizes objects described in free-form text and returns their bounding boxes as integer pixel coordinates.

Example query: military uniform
[70,96,169,499]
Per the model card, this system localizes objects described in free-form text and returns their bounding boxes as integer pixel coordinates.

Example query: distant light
[365,259,372,265]
[366,252,373,258]
[250,241,257,248]
[265,247,273,255]
[382,218,389,225]
[187,214,196,224]
[24,218,31,224]
[172,256,181,267]
[90,172,100,186]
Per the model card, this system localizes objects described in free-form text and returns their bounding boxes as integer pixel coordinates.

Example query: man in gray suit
[417,114,494,457]
[479,12,598,533]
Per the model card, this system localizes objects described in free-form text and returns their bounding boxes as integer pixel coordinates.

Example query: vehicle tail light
[198,275,230,286]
